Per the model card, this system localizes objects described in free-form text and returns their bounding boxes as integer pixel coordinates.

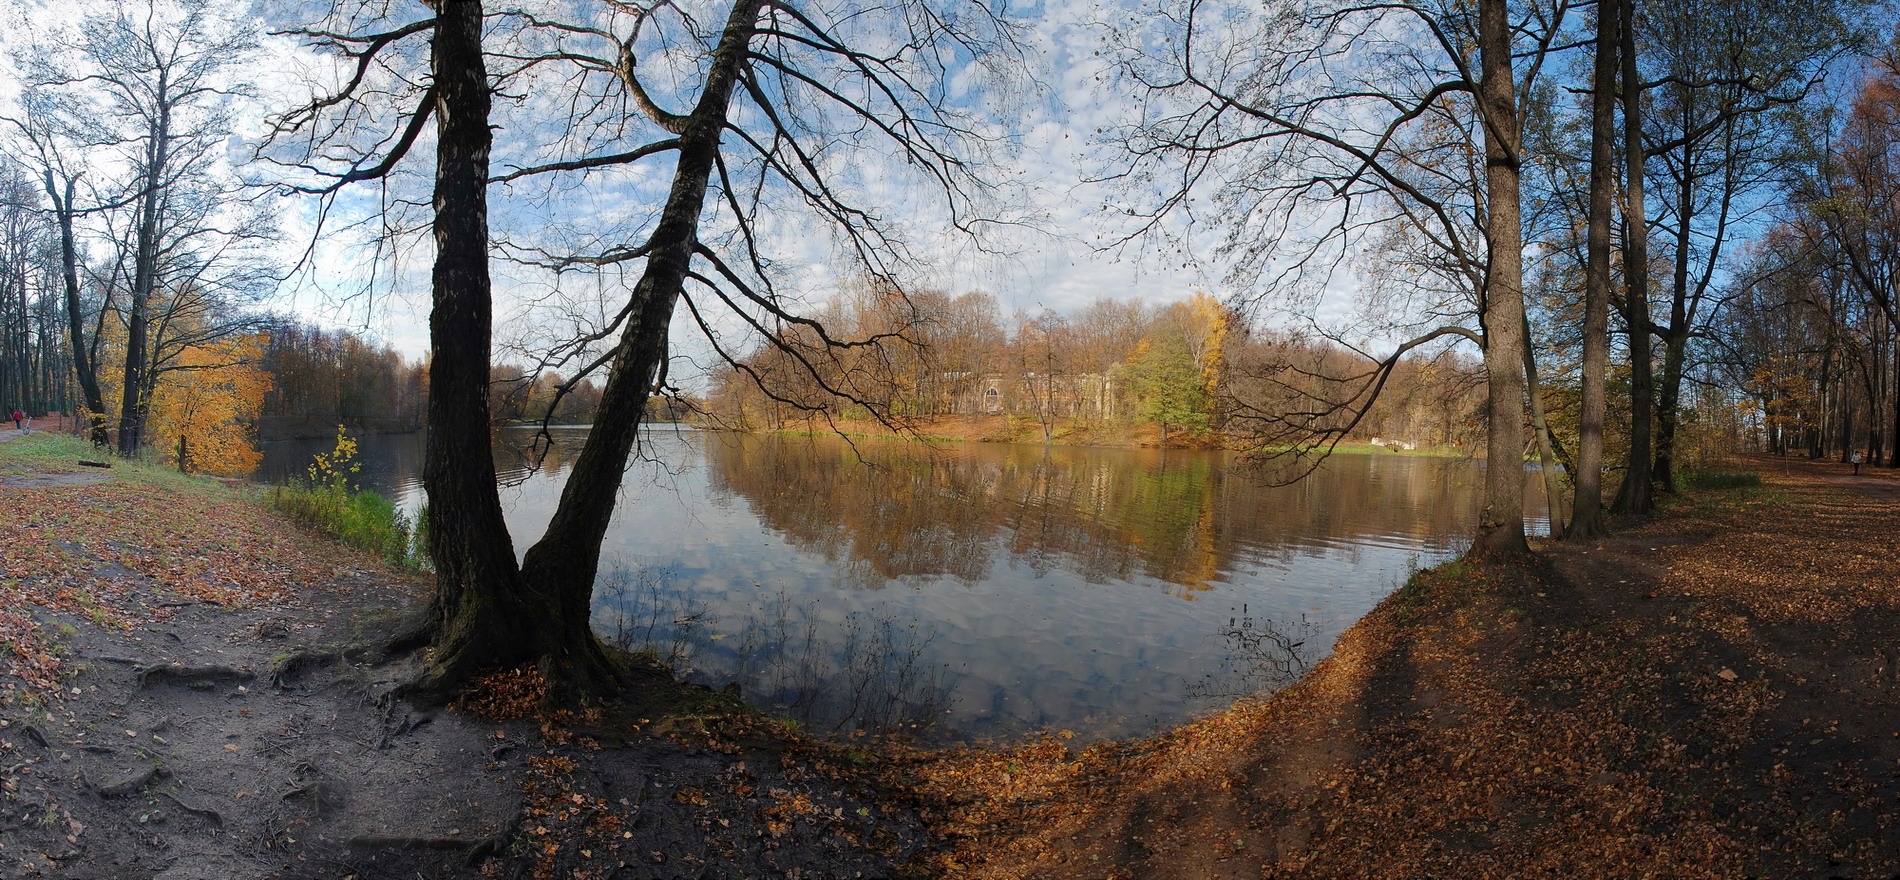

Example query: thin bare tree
[1102,0,1574,558]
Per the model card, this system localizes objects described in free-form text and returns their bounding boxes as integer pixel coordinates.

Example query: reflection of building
[948,372,1119,420]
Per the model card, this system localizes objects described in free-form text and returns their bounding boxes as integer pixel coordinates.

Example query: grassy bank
[905,456,1900,878]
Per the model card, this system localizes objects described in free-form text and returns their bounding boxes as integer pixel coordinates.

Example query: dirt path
[0,435,933,879]
[913,456,1900,878]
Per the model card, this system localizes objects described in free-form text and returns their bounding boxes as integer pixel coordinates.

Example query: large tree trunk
[404,0,624,701]
[1471,0,1531,560]
[1652,133,1696,494]
[117,94,172,457]
[46,173,110,446]
[1612,0,1655,515]
[1570,0,1617,540]
[1654,328,1687,487]
[507,0,767,692]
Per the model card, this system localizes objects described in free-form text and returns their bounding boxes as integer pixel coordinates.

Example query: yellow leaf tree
[146,333,273,476]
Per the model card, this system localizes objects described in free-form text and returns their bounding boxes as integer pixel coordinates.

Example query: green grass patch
[1658,468,1778,520]
[270,482,426,569]
[0,431,221,494]
[267,428,428,570]
[0,432,107,472]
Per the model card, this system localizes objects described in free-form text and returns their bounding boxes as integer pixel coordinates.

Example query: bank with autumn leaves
[6,426,1899,878]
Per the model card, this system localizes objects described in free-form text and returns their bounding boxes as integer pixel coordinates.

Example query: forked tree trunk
[1613,0,1655,516]
[405,0,624,701]
[1471,0,1531,560]
[407,0,768,701]
[1653,143,1696,494]
[1569,0,1618,540]
[118,89,173,457]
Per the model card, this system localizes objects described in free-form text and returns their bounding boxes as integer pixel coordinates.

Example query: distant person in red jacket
[9,408,21,431]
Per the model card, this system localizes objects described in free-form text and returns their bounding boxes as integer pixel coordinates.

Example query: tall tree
[4,101,112,444]
[1105,0,1569,558]
[266,0,1024,698]
[1612,0,1657,514]
[1639,0,1861,492]
[1569,0,1619,539]
[19,0,264,455]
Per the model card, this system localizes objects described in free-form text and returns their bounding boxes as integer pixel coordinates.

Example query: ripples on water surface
[261,427,1545,743]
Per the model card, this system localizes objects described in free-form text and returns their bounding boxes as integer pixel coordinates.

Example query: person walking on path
[9,408,22,431]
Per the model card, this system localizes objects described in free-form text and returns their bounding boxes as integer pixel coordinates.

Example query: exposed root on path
[134,664,254,690]
[85,764,169,799]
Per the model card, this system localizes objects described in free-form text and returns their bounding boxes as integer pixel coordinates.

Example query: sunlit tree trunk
[1569,0,1617,539]
[1472,0,1531,559]
[1523,319,1567,539]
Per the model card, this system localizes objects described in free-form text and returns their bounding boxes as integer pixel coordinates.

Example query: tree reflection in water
[1188,603,1316,700]
[263,428,1517,741]
[594,565,951,737]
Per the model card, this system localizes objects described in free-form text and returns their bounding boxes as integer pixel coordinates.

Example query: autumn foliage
[144,333,272,476]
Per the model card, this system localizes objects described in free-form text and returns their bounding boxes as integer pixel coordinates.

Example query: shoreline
[7,429,1897,876]
[704,415,1471,459]
[907,455,1900,877]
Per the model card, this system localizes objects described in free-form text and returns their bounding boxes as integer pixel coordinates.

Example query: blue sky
[254,0,1230,370]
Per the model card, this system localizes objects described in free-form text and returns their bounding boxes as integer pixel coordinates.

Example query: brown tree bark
[1612,0,1655,515]
[1523,315,1567,539]
[403,0,626,701]
[516,0,765,615]
[1471,0,1532,559]
[43,170,110,446]
[116,97,170,457]
[406,0,768,701]
[1569,0,1618,539]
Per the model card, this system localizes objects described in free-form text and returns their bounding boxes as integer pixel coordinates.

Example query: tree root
[136,664,254,691]
[268,644,378,690]
[159,791,224,828]
[87,763,170,799]
[269,649,340,690]
[348,814,518,868]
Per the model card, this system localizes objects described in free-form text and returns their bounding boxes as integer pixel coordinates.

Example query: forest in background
[0,0,1885,611]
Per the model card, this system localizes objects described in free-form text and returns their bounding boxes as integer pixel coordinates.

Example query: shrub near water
[270,427,427,569]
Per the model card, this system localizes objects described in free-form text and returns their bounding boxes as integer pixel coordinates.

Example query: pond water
[260,427,1545,743]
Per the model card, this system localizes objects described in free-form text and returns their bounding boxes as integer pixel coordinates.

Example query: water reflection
[702,435,1482,597]
[1188,604,1317,701]
[261,428,1536,742]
